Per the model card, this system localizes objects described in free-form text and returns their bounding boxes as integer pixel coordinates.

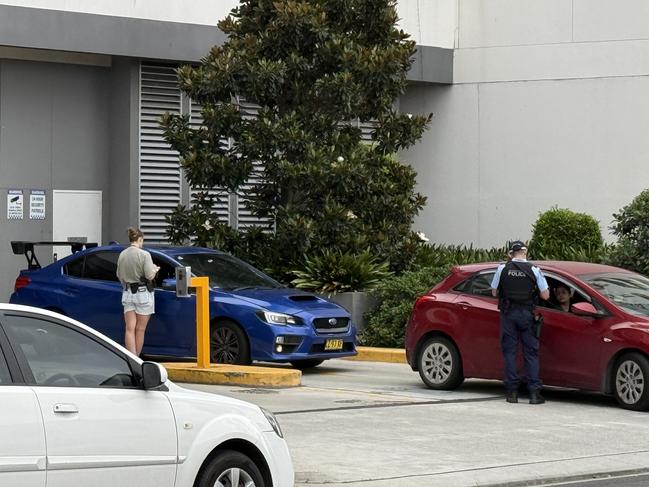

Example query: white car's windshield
[580,272,649,317]
[175,253,282,291]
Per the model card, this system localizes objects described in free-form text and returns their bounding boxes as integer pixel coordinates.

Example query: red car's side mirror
[572,302,601,317]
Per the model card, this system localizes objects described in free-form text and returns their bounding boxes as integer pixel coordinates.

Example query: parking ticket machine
[175,266,191,298]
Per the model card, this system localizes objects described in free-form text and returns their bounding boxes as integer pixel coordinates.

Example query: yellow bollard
[190,276,211,368]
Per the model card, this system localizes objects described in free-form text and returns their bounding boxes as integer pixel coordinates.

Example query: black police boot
[529,391,545,404]
[506,390,518,403]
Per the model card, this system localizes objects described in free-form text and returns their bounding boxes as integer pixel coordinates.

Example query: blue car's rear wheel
[210,320,251,365]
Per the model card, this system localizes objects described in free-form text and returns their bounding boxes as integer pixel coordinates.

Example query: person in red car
[491,240,550,405]
[553,282,573,313]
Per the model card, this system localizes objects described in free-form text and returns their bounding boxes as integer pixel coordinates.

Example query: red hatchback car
[405,261,649,411]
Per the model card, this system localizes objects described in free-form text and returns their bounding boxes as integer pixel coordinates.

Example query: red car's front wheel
[614,353,649,411]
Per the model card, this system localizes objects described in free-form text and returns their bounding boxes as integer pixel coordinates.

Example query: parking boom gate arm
[190,276,211,368]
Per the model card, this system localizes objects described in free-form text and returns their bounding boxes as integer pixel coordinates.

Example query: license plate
[324,338,343,351]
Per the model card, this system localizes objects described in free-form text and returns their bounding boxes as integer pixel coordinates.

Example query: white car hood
[165,380,272,431]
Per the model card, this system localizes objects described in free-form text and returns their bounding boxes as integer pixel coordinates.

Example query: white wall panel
[397,0,458,48]
[5,0,448,47]
[399,84,481,245]
[454,39,649,84]
[458,0,572,48]
[0,0,238,26]
[574,0,649,43]
[476,77,649,245]
[400,77,649,247]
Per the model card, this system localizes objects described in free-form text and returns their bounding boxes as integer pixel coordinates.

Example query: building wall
[402,0,649,247]
[0,59,112,300]
[107,58,140,246]
[0,0,455,48]
[3,0,649,275]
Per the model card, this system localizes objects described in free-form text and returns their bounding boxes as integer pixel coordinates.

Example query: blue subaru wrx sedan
[10,242,357,368]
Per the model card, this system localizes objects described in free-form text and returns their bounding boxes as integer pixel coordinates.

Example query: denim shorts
[122,288,155,315]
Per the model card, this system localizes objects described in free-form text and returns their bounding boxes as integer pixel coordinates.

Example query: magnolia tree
[162,0,431,282]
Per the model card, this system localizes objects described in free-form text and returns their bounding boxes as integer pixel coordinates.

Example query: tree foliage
[608,189,649,275]
[161,0,431,282]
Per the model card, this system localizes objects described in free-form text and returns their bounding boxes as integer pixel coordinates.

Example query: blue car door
[59,251,124,343]
[143,255,195,357]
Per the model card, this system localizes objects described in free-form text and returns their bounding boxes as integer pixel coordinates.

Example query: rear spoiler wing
[11,241,98,270]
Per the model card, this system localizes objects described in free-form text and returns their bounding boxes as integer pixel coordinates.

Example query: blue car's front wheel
[210,320,251,365]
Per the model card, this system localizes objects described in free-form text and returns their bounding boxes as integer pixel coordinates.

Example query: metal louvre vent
[138,63,272,239]
[337,118,376,143]
[189,100,233,226]
[139,62,183,243]
[237,160,273,230]
[358,119,377,142]
[235,98,274,231]
[138,63,372,237]
[238,97,260,120]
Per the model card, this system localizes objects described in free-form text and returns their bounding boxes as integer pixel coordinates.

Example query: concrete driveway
[183,359,649,487]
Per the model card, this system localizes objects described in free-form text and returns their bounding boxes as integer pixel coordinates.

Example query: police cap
[508,240,527,252]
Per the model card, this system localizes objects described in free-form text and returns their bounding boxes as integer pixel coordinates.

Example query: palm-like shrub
[412,243,507,269]
[291,251,392,295]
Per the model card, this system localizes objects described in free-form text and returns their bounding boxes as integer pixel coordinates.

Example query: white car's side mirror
[142,361,168,389]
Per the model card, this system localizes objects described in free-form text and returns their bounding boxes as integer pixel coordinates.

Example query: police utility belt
[125,280,154,293]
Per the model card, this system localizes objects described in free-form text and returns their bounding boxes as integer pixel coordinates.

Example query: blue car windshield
[175,253,282,291]
[580,272,649,317]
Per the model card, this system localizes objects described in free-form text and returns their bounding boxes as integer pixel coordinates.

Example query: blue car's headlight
[256,310,301,326]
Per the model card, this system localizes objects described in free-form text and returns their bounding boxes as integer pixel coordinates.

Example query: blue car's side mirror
[161,278,177,292]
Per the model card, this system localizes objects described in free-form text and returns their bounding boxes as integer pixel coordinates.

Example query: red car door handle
[457,301,472,309]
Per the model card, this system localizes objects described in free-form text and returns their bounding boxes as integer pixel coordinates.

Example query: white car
[0,304,294,487]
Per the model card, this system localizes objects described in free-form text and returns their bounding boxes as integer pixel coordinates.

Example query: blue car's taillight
[14,275,31,292]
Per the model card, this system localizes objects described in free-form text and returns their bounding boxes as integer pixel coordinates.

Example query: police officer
[491,240,550,404]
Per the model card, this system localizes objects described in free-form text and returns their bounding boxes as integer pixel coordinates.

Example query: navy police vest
[499,261,537,308]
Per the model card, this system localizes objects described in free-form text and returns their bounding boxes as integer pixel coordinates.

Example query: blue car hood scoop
[287,295,318,302]
[226,288,346,315]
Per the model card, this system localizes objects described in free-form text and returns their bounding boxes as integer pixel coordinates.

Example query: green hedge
[529,207,603,260]
[360,266,450,348]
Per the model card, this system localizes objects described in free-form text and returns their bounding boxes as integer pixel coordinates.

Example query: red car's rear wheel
[417,336,464,390]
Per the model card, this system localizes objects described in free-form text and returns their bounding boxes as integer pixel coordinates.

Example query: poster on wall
[29,190,46,220]
[7,190,23,220]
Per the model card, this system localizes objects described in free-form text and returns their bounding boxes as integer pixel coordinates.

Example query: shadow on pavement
[457,379,619,409]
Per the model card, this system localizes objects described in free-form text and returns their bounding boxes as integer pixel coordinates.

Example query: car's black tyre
[290,359,324,370]
[417,336,464,390]
[613,352,649,411]
[196,450,265,487]
[210,320,251,365]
